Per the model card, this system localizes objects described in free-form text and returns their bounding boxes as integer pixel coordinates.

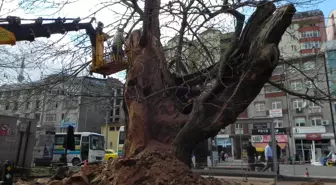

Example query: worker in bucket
[112,28,125,60]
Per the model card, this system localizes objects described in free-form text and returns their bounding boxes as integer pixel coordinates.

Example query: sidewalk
[193,168,336,182]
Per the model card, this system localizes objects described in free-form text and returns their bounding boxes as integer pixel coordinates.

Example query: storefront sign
[253,123,268,129]
[216,138,232,147]
[60,122,77,128]
[293,126,326,134]
[251,135,263,142]
[306,133,322,140]
[251,135,288,143]
[269,109,283,118]
[252,128,287,135]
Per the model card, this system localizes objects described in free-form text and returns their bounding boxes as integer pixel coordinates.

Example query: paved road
[216,163,336,178]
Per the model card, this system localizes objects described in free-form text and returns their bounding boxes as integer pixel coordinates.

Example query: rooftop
[0,75,123,92]
[293,9,324,19]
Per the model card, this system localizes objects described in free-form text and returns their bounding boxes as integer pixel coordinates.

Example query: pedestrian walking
[220,150,225,162]
[246,141,258,171]
[262,141,274,172]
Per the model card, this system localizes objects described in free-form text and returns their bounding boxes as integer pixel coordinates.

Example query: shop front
[293,126,333,163]
[216,134,232,157]
[251,127,289,161]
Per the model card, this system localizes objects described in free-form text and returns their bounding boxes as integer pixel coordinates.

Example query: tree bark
[124,0,296,167]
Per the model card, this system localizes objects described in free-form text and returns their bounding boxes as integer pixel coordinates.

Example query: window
[288,63,300,73]
[36,100,40,109]
[305,80,313,88]
[274,119,283,128]
[311,116,322,126]
[265,86,281,93]
[55,134,80,145]
[117,89,123,95]
[5,102,9,110]
[308,101,322,113]
[290,80,303,90]
[301,41,320,49]
[272,101,282,109]
[302,61,315,70]
[55,135,65,145]
[45,113,56,122]
[109,127,115,131]
[300,30,320,38]
[115,108,120,115]
[26,102,31,109]
[116,99,122,106]
[293,99,304,108]
[294,117,306,127]
[272,66,284,76]
[13,101,18,111]
[235,124,242,129]
[255,102,265,112]
[35,113,41,120]
[90,135,104,150]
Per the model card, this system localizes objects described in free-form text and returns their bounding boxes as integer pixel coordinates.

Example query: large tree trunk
[113,1,296,184]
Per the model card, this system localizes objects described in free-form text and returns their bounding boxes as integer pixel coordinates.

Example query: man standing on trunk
[246,141,258,171]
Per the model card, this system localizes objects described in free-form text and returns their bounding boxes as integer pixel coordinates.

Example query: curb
[192,169,336,182]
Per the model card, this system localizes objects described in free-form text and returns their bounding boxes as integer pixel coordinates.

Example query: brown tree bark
[123,0,296,170]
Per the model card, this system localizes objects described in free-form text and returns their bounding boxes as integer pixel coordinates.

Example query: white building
[0,74,124,133]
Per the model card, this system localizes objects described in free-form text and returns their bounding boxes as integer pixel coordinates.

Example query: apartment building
[0,75,124,133]
[221,10,334,162]
[165,29,233,75]
[165,9,334,162]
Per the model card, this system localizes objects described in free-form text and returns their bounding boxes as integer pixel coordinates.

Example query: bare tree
[1,0,335,184]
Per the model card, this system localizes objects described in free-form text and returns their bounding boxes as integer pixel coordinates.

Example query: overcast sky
[0,0,333,85]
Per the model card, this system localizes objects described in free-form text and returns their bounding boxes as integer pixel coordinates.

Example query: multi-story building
[0,75,124,134]
[165,9,334,162]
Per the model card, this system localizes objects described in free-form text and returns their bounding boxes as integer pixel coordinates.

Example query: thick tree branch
[175,0,195,75]
[173,2,296,165]
[121,0,144,19]
[267,80,334,103]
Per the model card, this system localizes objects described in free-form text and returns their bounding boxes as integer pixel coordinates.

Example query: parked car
[104,149,118,161]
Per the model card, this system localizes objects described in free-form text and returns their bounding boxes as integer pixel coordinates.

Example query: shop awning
[254,143,267,152]
[253,143,286,152]
[278,143,286,149]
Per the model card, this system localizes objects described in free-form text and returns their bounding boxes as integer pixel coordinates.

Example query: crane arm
[0,16,103,46]
[0,16,125,77]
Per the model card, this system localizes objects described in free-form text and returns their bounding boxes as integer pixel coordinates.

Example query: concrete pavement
[215,163,336,177]
[210,176,336,185]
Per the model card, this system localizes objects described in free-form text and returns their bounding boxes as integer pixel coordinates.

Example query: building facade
[221,10,333,162]
[165,9,334,162]
[0,75,124,134]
